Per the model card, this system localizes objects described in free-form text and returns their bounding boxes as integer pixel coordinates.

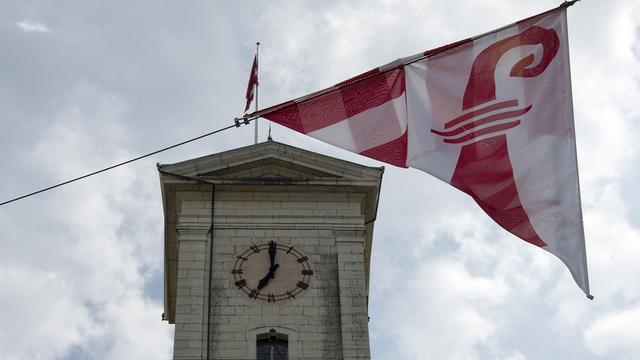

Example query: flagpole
[254,42,260,144]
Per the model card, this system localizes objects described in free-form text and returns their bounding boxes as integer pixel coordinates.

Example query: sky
[1,0,639,359]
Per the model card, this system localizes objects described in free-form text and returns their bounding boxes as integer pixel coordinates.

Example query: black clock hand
[257,264,279,289]
[257,272,271,289]
[268,240,277,270]
[257,241,278,290]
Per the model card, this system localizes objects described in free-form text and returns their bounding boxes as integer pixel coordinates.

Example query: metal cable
[0,121,249,207]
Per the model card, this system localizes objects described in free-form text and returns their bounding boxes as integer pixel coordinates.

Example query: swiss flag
[255,4,591,297]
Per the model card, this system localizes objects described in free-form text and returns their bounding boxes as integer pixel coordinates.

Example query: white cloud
[17,21,51,33]
[67,293,173,360]
[0,83,172,359]
[377,258,510,360]
[0,266,91,360]
[370,209,548,359]
[585,308,640,357]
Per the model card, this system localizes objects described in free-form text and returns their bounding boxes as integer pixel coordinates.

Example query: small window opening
[257,328,288,360]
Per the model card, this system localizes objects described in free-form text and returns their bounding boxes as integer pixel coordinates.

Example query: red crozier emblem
[431,25,560,247]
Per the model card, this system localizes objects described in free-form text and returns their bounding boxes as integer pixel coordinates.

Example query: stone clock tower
[159,141,383,359]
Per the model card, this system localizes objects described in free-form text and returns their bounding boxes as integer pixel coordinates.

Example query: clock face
[230,241,313,303]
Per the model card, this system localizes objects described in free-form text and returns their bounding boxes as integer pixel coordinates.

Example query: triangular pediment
[158,140,383,183]
[200,157,339,180]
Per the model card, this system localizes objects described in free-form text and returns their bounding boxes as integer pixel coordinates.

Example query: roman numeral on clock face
[297,281,309,290]
[301,269,314,275]
[248,288,259,299]
[234,279,246,288]
[231,269,243,274]
[250,244,260,253]
[296,256,309,263]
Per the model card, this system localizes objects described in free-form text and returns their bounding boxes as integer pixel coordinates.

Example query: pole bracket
[234,115,251,127]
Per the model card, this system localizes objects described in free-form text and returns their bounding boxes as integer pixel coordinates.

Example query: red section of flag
[462,26,559,110]
[244,55,258,113]
[434,22,561,249]
[359,130,408,168]
[450,135,546,247]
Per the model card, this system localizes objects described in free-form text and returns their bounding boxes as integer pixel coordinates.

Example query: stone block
[174,348,202,359]
[174,330,201,341]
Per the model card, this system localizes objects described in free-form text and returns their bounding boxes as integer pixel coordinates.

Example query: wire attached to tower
[0,118,254,207]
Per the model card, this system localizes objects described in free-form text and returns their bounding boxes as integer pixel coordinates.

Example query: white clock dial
[231,241,313,303]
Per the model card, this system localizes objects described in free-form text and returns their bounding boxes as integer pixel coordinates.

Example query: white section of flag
[308,95,407,153]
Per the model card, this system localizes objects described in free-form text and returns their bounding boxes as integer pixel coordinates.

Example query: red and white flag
[255,5,591,297]
[245,55,259,112]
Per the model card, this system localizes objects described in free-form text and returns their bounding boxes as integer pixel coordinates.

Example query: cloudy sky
[1,0,639,359]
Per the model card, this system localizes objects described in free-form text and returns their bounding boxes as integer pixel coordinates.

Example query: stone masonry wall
[172,188,371,359]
